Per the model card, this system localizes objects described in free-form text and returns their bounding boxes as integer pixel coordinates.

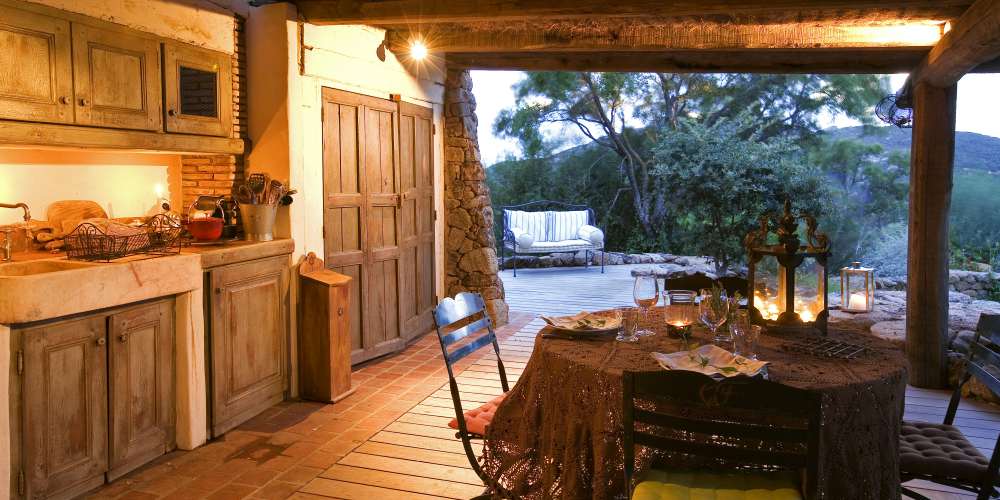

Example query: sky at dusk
[471,71,1000,166]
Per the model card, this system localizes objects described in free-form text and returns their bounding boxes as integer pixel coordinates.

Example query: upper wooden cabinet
[0,4,74,124]
[164,43,233,137]
[72,23,162,131]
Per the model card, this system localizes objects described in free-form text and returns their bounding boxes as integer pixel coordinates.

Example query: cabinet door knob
[119,334,129,344]
[215,287,223,294]
[337,307,344,317]
[167,109,177,117]
[96,337,106,347]
[58,96,69,105]
[79,98,90,106]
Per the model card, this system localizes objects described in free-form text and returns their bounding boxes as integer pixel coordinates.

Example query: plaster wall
[23,0,240,53]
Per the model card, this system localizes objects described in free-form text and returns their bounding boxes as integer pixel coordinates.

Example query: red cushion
[448,393,507,436]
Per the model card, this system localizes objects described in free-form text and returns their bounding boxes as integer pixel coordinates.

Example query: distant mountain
[823,126,1000,172]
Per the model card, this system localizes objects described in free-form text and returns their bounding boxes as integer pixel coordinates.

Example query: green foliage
[651,115,824,272]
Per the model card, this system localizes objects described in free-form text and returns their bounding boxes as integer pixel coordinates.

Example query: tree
[493,72,888,252]
[652,115,825,273]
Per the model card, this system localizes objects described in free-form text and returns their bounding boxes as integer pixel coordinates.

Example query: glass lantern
[840,262,875,313]
[745,201,830,335]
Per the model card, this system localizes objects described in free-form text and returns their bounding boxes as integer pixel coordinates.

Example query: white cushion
[511,227,535,249]
[505,210,548,242]
[577,224,604,246]
[518,239,595,253]
[549,210,589,242]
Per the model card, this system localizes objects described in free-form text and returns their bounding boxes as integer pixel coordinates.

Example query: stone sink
[0,254,203,324]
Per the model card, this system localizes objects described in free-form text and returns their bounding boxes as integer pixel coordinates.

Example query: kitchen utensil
[47,200,108,234]
[236,185,252,204]
[248,173,268,203]
[188,217,224,241]
[268,180,284,205]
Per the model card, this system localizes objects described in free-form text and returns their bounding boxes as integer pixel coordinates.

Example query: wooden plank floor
[297,264,999,500]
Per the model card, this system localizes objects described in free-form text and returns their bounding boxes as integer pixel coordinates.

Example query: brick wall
[179,14,248,209]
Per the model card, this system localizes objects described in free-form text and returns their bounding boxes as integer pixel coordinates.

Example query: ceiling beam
[385,22,946,54]
[293,0,971,25]
[906,0,1000,90]
[446,49,937,74]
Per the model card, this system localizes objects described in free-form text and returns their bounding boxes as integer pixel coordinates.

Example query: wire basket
[65,214,182,262]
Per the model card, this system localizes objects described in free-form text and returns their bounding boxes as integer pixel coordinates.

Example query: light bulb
[410,40,428,60]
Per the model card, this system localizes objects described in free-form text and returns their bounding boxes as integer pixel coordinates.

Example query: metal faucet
[1,202,30,262]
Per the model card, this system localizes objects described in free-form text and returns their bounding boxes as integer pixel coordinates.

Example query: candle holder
[664,303,695,340]
[840,261,875,313]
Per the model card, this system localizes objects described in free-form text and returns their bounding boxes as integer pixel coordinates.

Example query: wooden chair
[623,370,822,500]
[900,314,1000,500]
[433,292,513,499]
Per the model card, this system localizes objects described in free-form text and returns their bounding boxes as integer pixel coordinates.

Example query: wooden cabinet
[208,256,289,436]
[164,43,233,137]
[0,4,74,124]
[71,22,162,131]
[108,301,175,481]
[21,315,108,499]
[14,299,175,499]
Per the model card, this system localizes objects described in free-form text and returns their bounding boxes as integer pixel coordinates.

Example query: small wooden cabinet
[14,299,175,499]
[164,43,233,137]
[71,22,162,131]
[0,4,74,123]
[208,256,289,436]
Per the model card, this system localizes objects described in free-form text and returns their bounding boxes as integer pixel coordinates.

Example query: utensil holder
[239,204,277,241]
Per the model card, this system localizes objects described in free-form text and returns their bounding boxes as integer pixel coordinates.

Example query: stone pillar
[443,68,509,325]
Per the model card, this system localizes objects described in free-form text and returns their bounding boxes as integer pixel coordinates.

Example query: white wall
[0,151,178,225]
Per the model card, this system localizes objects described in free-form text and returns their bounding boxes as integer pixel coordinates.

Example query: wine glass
[699,288,730,346]
[633,275,659,337]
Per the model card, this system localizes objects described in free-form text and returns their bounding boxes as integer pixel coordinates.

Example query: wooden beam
[293,0,971,25]
[907,0,1000,88]
[446,49,933,73]
[0,120,246,155]
[906,82,957,389]
[385,22,946,54]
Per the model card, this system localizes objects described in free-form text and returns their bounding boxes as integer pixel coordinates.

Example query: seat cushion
[900,420,990,483]
[631,470,803,500]
[516,239,596,253]
[448,393,507,436]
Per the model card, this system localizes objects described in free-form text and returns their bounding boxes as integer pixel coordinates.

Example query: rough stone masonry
[443,68,509,325]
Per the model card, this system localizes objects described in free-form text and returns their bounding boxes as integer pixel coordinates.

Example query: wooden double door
[321,88,436,364]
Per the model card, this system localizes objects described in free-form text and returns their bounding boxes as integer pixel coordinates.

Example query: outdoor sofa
[500,200,605,277]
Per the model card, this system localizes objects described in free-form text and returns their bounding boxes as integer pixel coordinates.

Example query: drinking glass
[699,288,730,346]
[615,306,640,343]
[742,325,763,360]
[729,310,751,356]
[633,275,659,337]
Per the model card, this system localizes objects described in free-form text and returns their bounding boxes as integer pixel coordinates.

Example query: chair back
[947,314,1000,424]
[623,370,822,498]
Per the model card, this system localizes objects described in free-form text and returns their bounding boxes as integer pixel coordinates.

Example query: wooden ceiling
[289,0,1000,81]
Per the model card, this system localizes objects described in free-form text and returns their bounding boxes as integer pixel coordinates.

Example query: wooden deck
[297,264,999,500]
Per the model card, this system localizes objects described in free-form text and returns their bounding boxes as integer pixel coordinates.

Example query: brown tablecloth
[481,313,908,499]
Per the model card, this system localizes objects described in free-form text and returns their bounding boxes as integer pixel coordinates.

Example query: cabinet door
[163,43,233,137]
[71,22,162,131]
[108,300,175,481]
[210,256,289,436]
[0,4,74,123]
[22,316,108,499]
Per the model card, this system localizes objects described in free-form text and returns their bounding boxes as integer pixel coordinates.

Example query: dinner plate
[541,312,621,335]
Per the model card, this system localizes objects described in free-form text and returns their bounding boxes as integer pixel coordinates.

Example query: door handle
[58,96,70,105]
[119,334,129,344]
[167,109,177,117]
[79,98,90,106]
[96,337,106,347]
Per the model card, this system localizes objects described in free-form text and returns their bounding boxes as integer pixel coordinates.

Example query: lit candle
[799,309,815,322]
[848,292,868,311]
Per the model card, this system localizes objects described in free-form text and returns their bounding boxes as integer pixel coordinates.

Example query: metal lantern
[745,200,830,335]
[841,262,876,313]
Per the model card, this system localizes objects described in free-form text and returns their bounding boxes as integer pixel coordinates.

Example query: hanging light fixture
[875,92,913,128]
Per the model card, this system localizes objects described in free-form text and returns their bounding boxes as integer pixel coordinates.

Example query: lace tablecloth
[481,314,908,499]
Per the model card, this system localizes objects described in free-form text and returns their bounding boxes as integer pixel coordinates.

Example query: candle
[799,309,815,322]
[848,292,868,311]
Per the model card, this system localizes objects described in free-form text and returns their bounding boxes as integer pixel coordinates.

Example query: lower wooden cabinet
[207,255,289,436]
[14,299,175,499]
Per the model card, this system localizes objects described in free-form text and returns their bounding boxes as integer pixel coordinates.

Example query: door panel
[0,5,74,123]
[108,300,175,481]
[210,256,288,436]
[72,22,161,130]
[23,315,108,498]
[163,42,233,136]
[399,102,436,338]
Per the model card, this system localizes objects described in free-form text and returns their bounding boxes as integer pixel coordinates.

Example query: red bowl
[188,217,224,241]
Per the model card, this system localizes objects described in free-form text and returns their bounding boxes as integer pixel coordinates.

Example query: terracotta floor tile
[115,491,160,500]
[232,467,283,487]
[275,465,324,485]
[207,483,258,500]
[252,481,301,500]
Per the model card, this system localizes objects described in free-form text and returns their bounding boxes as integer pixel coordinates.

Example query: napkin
[541,312,620,332]
[651,345,768,378]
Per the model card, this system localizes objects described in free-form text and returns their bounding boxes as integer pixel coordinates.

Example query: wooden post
[906,82,957,389]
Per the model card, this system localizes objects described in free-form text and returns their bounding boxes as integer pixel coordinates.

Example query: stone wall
[443,69,509,325]
[878,270,998,300]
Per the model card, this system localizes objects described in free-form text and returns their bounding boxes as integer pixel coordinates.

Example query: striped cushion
[549,211,589,242]
[505,210,548,242]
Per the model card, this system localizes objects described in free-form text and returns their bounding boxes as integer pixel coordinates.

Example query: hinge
[432,124,437,135]
[433,209,438,221]
[17,469,24,496]
[16,350,23,376]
